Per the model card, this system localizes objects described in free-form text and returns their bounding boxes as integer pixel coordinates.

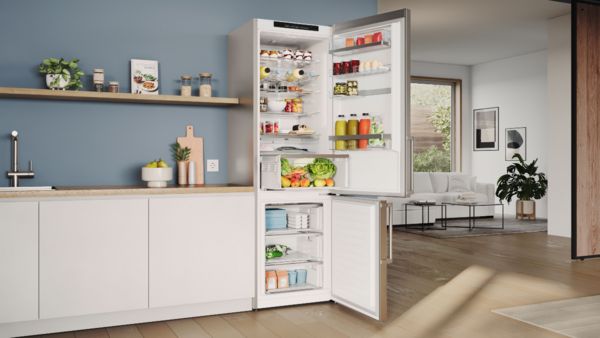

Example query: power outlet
[207,159,219,172]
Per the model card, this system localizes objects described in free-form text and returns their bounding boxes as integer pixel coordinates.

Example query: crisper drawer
[260,154,348,190]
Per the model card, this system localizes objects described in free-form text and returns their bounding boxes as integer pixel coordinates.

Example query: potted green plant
[38,58,84,90]
[171,142,191,185]
[496,154,548,220]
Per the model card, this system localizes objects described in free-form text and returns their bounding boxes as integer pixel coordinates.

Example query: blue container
[296,269,307,284]
[288,270,297,285]
[266,208,287,230]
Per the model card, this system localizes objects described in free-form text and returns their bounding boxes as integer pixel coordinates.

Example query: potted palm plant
[496,154,547,220]
[38,58,84,90]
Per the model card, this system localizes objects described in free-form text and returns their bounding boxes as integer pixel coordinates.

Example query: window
[410,77,461,172]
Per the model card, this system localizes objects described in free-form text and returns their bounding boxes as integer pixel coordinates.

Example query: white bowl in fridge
[141,167,173,188]
[267,100,286,112]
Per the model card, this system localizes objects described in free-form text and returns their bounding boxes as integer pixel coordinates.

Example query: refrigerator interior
[263,203,325,295]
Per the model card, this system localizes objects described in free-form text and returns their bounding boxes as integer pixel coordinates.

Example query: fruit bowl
[141,167,173,188]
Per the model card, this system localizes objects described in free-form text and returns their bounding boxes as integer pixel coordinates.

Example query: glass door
[329,9,411,196]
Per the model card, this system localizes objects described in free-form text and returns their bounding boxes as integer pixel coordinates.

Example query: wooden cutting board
[177,125,204,185]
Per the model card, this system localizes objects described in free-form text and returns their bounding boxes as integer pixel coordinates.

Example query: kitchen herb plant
[38,58,85,90]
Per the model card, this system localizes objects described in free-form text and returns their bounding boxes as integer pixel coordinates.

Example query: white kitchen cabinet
[149,193,254,308]
[0,202,38,324]
[39,199,148,319]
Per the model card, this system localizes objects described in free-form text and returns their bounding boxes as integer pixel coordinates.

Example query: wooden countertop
[0,184,254,199]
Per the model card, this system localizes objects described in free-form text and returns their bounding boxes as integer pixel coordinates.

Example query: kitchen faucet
[7,130,34,187]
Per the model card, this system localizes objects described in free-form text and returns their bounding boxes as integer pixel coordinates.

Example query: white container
[46,73,70,90]
[188,161,196,185]
[267,100,286,112]
[141,167,173,188]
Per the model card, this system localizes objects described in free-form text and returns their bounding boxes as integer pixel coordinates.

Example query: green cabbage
[281,158,292,176]
[307,158,336,179]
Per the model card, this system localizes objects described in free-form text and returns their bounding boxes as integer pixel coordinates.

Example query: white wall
[411,61,472,173]
[471,51,549,217]
[547,14,571,237]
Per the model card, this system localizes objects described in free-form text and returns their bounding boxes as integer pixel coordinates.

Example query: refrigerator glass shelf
[265,283,321,294]
[333,66,390,79]
[333,88,391,98]
[260,152,349,159]
[260,74,319,86]
[261,133,319,140]
[265,229,322,237]
[260,111,318,118]
[330,40,391,56]
[259,90,315,98]
[260,56,320,68]
[328,133,391,141]
[265,252,322,266]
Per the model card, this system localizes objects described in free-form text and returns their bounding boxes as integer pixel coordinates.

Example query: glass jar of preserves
[108,81,119,93]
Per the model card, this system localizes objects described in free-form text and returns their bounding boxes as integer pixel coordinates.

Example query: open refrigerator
[228,9,411,321]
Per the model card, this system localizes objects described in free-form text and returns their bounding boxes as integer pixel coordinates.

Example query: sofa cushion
[409,193,440,202]
[429,173,449,193]
[448,174,473,192]
[413,172,434,193]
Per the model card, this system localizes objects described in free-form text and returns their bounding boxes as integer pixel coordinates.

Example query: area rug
[396,216,547,238]
[493,295,600,338]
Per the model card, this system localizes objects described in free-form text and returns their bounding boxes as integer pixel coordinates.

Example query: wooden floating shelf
[0,87,239,106]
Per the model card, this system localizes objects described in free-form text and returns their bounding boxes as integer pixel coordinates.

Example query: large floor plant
[496,154,547,219]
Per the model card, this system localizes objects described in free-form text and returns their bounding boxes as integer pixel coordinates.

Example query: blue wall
[0,0,376,187]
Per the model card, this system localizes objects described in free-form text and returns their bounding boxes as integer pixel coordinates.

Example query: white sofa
[391,172,496,225]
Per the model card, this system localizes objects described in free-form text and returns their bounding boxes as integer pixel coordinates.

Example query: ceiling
[378,0,571,65]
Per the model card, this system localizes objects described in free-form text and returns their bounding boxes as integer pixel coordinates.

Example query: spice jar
[260,96,268,112]
[107,81,119,93]
[93,69,104,92]
[180,74,192,97]
[199,72,212,97]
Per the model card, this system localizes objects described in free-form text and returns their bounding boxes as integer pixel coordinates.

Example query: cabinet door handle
[387,203,393,264]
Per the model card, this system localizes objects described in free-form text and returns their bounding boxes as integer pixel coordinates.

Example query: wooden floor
[34,231,600,338]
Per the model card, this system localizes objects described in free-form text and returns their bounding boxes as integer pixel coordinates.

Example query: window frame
[410,76,463,172]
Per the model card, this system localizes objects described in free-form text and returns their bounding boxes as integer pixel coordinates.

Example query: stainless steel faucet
[7,131,34,187]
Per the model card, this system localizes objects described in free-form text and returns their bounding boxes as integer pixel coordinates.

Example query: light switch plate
[207,159,219,172]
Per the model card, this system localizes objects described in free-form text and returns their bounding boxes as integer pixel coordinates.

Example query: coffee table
[443,201,504,231]
[404,202,447,231]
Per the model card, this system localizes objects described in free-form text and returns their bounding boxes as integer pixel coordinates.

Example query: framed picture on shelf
[473,107,499,151]
[506,127,526,161]
[131,59,159,95]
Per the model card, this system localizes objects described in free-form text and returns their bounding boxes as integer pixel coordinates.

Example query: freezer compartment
[261,154,348,190]
[265,203,324,234]
[265,263,323,294]
[265,231,323,266]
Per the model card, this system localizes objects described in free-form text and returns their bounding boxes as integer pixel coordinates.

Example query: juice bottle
[335,114,347,150]
[358,113,371,149]
[346,114,358,150]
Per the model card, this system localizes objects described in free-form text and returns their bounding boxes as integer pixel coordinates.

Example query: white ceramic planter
[46,73,70,90]
[141,167,173,188]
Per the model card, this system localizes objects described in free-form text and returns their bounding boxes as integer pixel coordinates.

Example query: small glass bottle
[199,72,212,97]
[107,81,119,93]
[180,74,192,97]
[93,69,105,92]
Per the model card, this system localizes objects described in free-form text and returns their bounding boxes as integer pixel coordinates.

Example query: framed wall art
[473,107,499,151]
[506,127,526,161]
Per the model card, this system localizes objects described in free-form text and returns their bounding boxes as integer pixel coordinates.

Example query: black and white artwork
[506,127,526,161]
[473,107,499,151]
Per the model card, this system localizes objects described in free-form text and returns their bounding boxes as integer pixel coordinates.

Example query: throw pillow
[448,174,472,192]
[429,172,449,193]
[413,172,434,193]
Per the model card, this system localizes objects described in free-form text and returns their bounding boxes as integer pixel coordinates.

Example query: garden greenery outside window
[411,77,461,172]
